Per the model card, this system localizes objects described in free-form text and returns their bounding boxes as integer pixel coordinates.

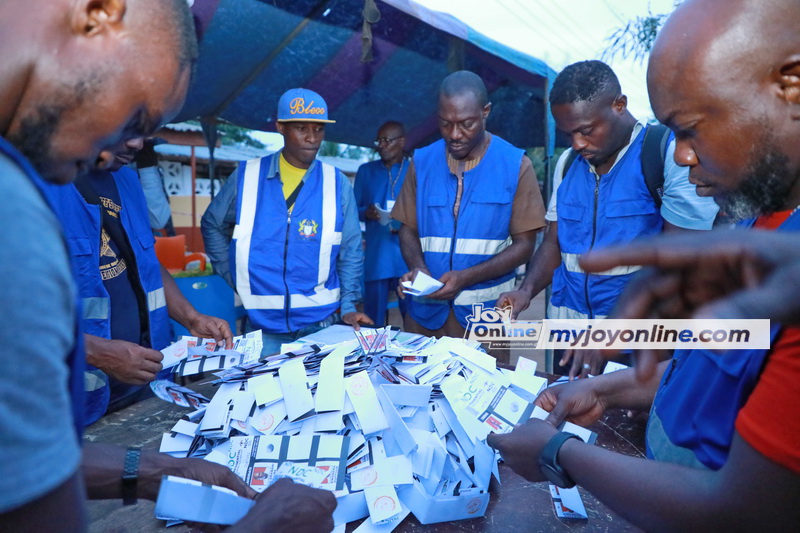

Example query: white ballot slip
[401,271,444,297]
[155,476,254,525]
[374,203,394,226]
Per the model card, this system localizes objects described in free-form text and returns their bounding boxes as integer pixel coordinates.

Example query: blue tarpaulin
[180,0,560,154]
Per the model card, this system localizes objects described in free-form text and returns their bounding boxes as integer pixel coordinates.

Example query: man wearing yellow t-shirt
[202,88,372,355]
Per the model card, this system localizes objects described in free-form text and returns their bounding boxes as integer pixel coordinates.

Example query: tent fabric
[179,0,558,153]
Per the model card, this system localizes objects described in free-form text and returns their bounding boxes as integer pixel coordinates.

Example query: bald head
[439,71,489,108]
[0,0,196,183]
[647,0,800,219]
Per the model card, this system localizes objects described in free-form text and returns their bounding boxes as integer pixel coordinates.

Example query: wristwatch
[537,432,580,488]
[122,446,141,505]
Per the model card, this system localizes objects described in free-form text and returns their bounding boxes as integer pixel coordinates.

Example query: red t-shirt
[735,210,800,473]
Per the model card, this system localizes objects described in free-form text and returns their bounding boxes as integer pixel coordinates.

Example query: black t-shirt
[80,171,145,345]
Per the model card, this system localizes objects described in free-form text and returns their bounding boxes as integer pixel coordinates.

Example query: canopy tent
[180,0,560,156]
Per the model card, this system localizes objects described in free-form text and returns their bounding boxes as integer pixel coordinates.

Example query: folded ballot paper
[401,271,444,297]
[152,326,598,528]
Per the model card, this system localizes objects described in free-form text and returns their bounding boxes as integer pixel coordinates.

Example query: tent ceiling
[180,0,560,151]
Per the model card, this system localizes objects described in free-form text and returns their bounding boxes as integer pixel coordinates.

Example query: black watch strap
[538,432,580,488]
[122,447,141,505]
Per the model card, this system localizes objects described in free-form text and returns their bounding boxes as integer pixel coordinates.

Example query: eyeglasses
[373,136,403,147]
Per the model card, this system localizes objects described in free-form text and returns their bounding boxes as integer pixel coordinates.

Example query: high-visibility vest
[231,155,343,333]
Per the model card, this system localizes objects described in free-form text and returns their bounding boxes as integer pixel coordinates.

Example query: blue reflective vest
[647,210,800,469]
[552,126,663,319]
[230,155,344,333]
[409,136,521,329]
[51,167,170,425]
[0,137,85,438]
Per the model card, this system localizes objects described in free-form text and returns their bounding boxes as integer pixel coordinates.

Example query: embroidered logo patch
[298,219,318,238]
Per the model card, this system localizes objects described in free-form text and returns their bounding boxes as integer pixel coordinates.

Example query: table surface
[85,378,646,533]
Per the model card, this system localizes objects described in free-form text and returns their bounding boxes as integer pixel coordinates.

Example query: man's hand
[428,270,469,300]
[342,311,375,331]
[85,335,163,385]
[496,288,533,319]
[559,349,607,380]
[486,419,559,482]
[185,313,234,349]
[534,380,608,427]
[365,205,380,221]
[397,267,431,299]
[229,478,336,533]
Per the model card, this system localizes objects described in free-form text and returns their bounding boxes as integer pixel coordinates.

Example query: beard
[6,75,98,183]
[716,143,798,222]
[6,103,64,182]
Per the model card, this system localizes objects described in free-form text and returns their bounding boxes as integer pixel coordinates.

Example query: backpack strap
[561,148,579,180]
[640,123,671,208]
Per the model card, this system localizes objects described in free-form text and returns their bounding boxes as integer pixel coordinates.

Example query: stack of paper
[153,327,597,529]
[401,272,444,297]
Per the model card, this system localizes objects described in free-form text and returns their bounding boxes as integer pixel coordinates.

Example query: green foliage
[602,2,683,64]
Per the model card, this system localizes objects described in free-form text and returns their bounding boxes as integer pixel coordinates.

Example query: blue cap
[276,88,336,123]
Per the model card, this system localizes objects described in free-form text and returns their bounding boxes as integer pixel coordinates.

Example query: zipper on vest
[662,357,678,387]
[283,214,292,332]
[584,176,600,318]
[449,175,462,308]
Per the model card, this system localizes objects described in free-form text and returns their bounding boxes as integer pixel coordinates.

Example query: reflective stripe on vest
[560,252,642,276]
[234,160,341,310]
[546,302,599,321]
[421,236,511,256]
[415,277,515,307]
[82,296,110,320]
[147,287,166,312]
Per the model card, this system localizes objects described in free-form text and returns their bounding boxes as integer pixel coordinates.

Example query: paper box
[398,481,489,524]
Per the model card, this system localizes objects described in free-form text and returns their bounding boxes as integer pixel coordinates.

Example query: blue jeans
[248,313,340,356]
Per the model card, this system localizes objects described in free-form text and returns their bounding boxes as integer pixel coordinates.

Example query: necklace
[387,158,407,200]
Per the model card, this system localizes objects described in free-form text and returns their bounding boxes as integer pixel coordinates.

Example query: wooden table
[85,380,646,533]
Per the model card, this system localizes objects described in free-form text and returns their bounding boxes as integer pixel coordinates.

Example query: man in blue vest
[392,71,546,362]
[0,1,335,530]
[488,1,800,530]
[498,60,719,378]
[202,88,372,355]
[51,137,234,425]
[354,120,409,327]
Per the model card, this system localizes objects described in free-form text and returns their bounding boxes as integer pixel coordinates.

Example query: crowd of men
[1,0,798,530]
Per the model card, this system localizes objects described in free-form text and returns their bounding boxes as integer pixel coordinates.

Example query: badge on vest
[298,219,318,238]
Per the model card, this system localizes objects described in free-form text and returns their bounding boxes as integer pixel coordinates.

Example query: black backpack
[560,124,672,207]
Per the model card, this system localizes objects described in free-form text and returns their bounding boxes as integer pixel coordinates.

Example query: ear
[612,94,628,113]
[483,102,492,119]
[276,122,286,135]
[776,56,800,113]
[72,0,127,36]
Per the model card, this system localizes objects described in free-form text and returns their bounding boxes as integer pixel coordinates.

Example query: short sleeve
[545,149,571,222]
[390,159,417,229]
[660,140,719,229]
[0,156,81,512]
[735,326,800,474]
[509,155,546,234]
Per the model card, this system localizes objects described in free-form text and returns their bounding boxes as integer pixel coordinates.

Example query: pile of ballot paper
[151,326,595,530]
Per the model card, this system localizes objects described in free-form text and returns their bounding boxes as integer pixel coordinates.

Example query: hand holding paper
[402,271,444,297]
[486,418,560,482]
[373,203,394,226]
